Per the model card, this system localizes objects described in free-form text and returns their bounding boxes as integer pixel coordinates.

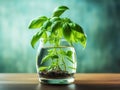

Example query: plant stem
[62,57,66,71]
[60,48,67,71]
[54,48,61,71]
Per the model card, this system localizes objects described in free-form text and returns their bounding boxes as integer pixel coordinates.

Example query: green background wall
[0,0,120,73]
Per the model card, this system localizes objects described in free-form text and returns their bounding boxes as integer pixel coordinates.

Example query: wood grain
[0,73,120,85]
[74,74,120,85]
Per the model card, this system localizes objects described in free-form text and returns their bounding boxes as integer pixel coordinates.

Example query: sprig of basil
[52,6,69,17]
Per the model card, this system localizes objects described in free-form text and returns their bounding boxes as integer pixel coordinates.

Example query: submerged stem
[54,48,62,70]
[62,57,66,71]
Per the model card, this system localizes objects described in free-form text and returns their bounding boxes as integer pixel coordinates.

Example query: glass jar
[36,39,77,84]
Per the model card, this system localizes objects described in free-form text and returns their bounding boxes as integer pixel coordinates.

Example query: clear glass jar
[36,39,77,84]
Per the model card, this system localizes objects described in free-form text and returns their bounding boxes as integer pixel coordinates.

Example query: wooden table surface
[0,73,120,90]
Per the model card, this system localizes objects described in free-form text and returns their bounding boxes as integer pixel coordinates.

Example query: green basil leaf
[39,66,48,71]
[41,55,51,64]
[69,23,87,48]
[50,17,61,23]
[73,31,87,48]
[29,16,48,29]
[69,31,76,43]
[69,23,84,33]
[68,66,76,70]
[62,18,72,23]
[52,6,69,17]
[43,20,51,30]
[66,56,74,63]
[41,32,47,43]
[48,33,55,44]
[52,55,59,59]
[48,49,54,54]
[59,50,66,55]
[62,23,71,41]
[66,50,73,58]
[51,21,62,33]
[31,31,43,48]
[78,34,87,48]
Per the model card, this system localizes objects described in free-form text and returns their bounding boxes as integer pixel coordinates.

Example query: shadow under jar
[36,39,77,84]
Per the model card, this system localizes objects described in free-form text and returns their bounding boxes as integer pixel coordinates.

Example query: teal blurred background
[0,0,120,73]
